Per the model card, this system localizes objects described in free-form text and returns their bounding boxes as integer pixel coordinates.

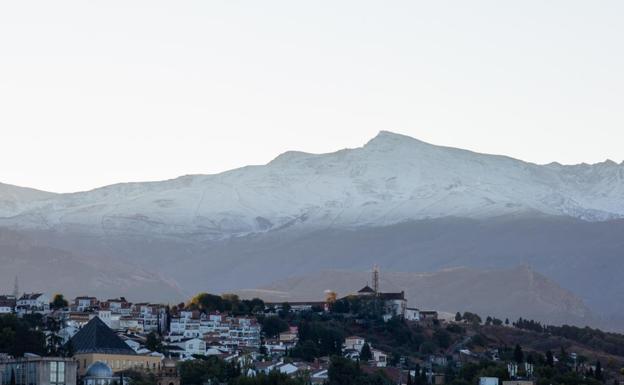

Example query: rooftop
[69,317,136,355]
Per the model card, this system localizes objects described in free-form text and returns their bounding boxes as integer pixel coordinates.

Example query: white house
[183,338,207,356]
[344,336,366,352]
[96,310,113,327]
[16,293,50,314]
[73,296,98,311]
[275,363,299,375]
[372,349,388,367]
[405,308,420,321]
[0,296,15,314]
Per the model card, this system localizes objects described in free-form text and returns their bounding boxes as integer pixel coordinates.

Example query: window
[49,361,65,385]
[50,362,58,383]
[58,362,65,383]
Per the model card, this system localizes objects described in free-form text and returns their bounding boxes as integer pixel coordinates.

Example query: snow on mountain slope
[1,131,623,238]
[0,183,57,218]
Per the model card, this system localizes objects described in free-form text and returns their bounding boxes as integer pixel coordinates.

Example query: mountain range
[1,131,623,330]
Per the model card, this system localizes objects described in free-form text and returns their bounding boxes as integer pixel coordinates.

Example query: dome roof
[85,361,113,378]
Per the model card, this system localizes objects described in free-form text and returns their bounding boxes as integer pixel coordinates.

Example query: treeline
[290,320,344,361]
[184,293,265,316]
[514,318,624,357]
[174,355,394,385]
[0,314,46,356]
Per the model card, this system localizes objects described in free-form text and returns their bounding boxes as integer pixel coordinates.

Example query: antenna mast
[372,265,380,295]
[13,276,19,298]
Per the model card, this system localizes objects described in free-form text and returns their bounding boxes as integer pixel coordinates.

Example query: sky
[1,1,623,193]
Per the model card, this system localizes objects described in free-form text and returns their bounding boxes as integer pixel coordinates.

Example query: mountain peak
[364,131,430,149]
[268,150,313,165]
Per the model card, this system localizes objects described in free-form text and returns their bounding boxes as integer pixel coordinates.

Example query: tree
[261,316,288,338]
[434,329,451,349]
[291,340,320,362]
[51,294,68,310]
[189,293,224,313]
[145,332,163,352]
[0,314,46,356]
[63,339,75,357]
[462,312,482,325]
[279,302,292,318]
[296,321,344,358]
[328,356,362,385]
[546,350,554,367]
[455,312,462,322]
[514,344,524,364]
[505,318,510,325]
[595,361,603,380]
[178,356,240,385]
[360,342,372,361]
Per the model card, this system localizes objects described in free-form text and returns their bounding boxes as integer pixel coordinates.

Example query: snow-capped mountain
[2,131,623,238]
[2,131,624,329]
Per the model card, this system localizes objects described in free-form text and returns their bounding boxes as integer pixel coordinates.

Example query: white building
[405,307,420,321]
[169,313,261,348]
[73,296,98,312]
[372,349,388,367]
[0,296,15,314]
[480,377,500,385]
[16,293,50,315]
[344,336,366,352]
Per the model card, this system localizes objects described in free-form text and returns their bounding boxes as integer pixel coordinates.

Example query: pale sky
[1,1,623,193]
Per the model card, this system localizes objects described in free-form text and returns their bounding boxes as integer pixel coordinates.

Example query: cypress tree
[595,361,603,380]
[360,343,372,362]
[546,350,554,367]
[514,344,524,364]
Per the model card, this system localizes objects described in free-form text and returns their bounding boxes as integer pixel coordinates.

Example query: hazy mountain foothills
[236,266,595,327]
[0,228,183,301]
[1,131,623,330]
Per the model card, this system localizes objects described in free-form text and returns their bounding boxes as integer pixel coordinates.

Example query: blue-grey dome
[85,361,113,378]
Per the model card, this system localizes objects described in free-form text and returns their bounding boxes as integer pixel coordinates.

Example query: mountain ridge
[1,131,623,238]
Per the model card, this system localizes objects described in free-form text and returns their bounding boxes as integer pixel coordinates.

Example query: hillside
[237,266,595,328]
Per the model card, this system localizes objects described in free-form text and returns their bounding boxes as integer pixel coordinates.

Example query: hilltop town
[1,269,623,385]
